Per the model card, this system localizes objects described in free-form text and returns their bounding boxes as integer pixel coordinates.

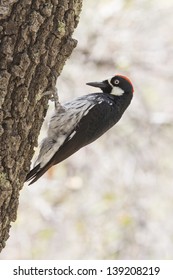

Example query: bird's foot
[43,87,60,110]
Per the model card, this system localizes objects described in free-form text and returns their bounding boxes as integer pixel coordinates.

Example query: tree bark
[0,0,82,252]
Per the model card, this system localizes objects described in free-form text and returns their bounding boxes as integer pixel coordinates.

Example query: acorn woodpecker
[26,74,134,185]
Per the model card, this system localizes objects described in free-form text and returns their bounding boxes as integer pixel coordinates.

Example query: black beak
[86,81,108,91]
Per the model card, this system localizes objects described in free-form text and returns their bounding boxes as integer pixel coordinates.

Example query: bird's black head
[86,74,134,96]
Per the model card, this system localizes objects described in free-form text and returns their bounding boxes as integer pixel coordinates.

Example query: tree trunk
[0,0,82,252]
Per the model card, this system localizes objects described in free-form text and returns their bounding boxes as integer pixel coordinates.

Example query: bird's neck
[112,93,133,112]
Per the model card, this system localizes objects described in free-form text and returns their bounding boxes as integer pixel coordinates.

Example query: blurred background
[1,0,173,259]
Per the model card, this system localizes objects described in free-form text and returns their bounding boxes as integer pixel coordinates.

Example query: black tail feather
[25,162,53,185]
[25,164,40,182]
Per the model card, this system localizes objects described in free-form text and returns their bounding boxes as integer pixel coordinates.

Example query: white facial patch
[107,78,124,96]
[111,86,124,96]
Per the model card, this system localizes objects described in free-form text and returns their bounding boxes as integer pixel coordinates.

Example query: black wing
[26,100,117,185]
[51,99,118,165]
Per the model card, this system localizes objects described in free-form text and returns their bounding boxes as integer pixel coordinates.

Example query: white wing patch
[68,130,76,140]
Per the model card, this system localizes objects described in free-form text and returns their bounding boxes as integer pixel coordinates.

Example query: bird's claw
[43,88,60,110]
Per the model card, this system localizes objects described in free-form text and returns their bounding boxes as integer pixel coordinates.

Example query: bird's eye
[114,79,120,85]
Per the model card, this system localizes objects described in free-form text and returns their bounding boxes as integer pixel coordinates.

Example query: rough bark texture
[0,0,82,252]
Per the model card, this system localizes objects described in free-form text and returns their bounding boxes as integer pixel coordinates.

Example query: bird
[26,74,134,185]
